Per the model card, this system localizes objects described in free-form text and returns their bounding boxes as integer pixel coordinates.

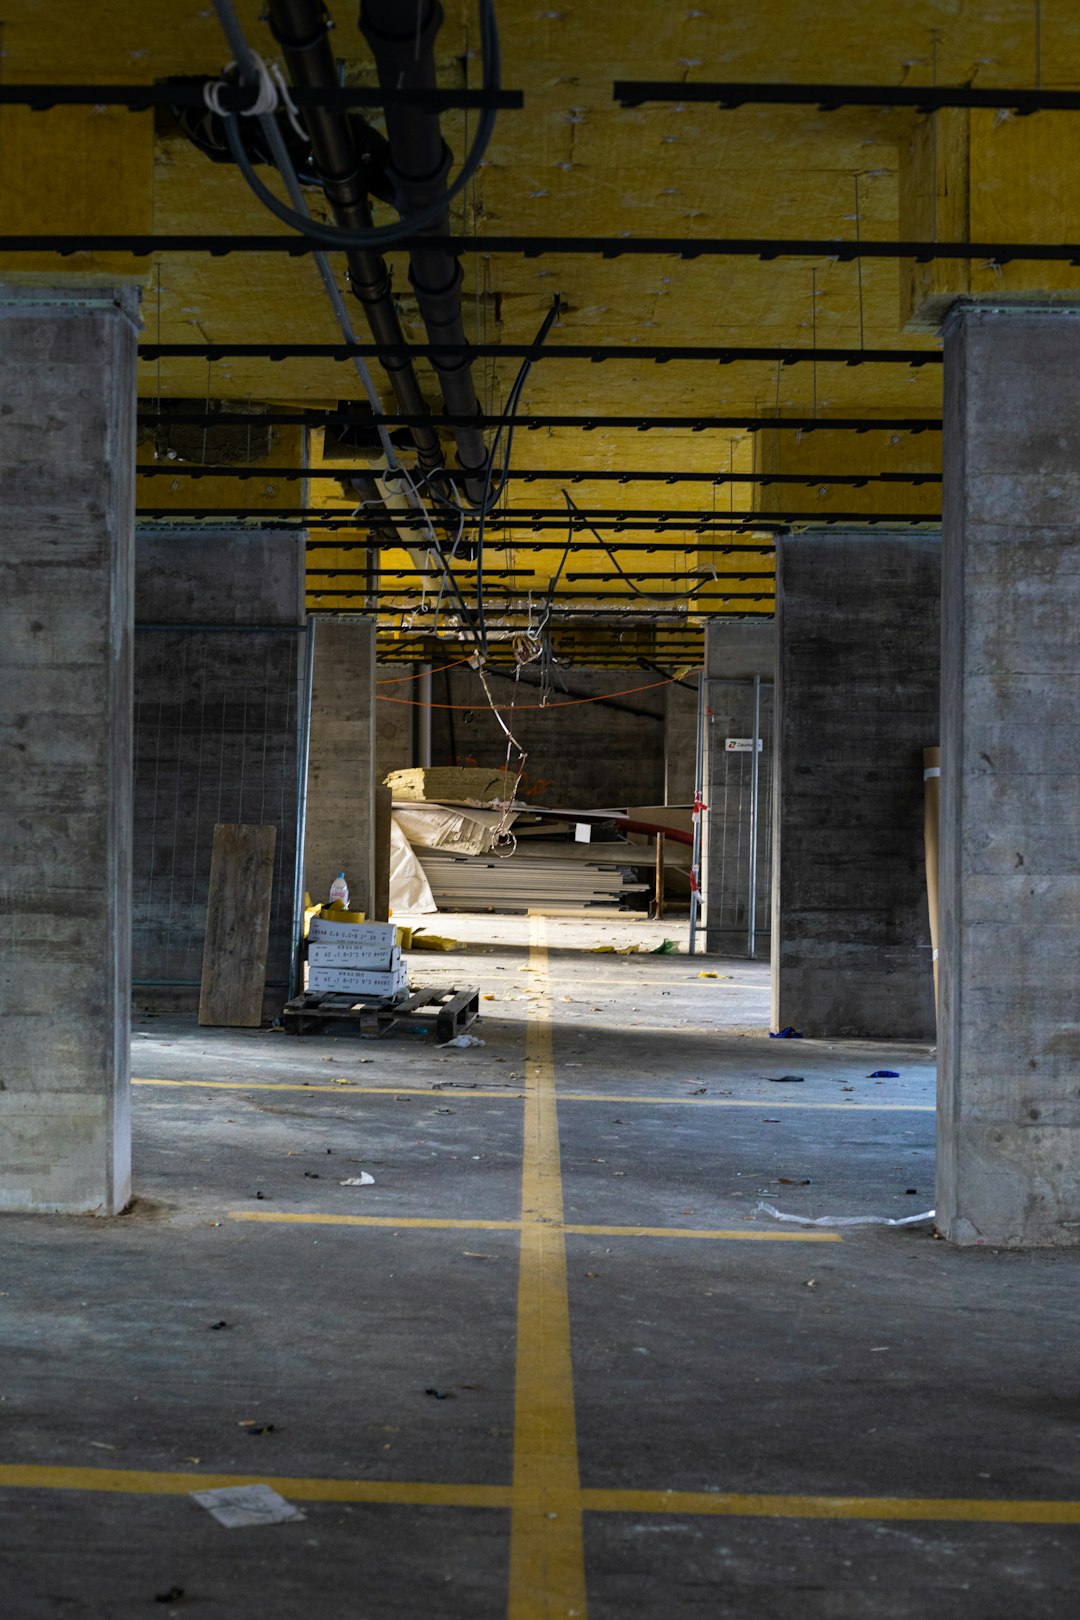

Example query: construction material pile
[414,840,648,915]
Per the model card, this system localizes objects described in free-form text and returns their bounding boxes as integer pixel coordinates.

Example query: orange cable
[375,655,476,685]
[375,671,701,711]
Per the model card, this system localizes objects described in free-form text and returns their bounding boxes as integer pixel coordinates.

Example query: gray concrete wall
[0,286,138,1214]
[704,622,776,956]
[938,305,1080,1246]
[305,617,377,916]
[664,680,698,804]
[428,665,665,809]
[772,533,940,1040]
[375,661,415,786]
[132,532,304,1010]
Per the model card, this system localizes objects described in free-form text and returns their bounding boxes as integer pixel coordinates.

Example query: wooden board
[198,823,277,1028]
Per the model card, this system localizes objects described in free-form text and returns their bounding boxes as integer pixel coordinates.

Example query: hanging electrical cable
[560,489,722,603]
[472,293,563,647]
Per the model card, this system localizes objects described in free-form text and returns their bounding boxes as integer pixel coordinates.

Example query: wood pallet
[281,984,480,1043]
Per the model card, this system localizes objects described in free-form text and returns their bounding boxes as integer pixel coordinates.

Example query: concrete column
[704,621,775,955]
[772,532,940,1040]
[133,530,305,1011]
[938,305,1080,1247]
[0,286,138,1214]
[305,618,377,917]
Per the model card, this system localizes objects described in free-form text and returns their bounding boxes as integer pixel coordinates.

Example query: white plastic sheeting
[389,816,437,914]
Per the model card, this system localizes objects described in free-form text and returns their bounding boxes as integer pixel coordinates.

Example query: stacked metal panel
[415,840,648,915]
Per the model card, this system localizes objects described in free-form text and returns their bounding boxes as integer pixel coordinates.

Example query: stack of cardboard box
[305,911,407,1000]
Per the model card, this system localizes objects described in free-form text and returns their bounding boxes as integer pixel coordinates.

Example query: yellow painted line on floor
[229,1212,520,1233]
[0,1463,509,1510]
[579,1487,1080,1525]
[3,1464,1077,1529]
[228,1212,838,1244]
[564,1224,840,1244]
[134,1078,932,1113]
[559,1094,934,1113]
[509,916,588,1619]
[134,1078,521,1101]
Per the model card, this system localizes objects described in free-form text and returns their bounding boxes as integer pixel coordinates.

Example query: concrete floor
[2,915,1079,1617]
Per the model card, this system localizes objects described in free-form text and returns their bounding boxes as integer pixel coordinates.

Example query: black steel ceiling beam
[613,80,1080,114]
[137,511,932,530]
[303,539,778,553]
[137,340,941,365]
[563,571,774,581]
[10,233,1080,261]
[306,593,773,605]
[310,588,775,599]
[137,464,942,485]
[135,409,943,432]
[137,504,937,524]
[0,83,522,111]
[308,568,774,581]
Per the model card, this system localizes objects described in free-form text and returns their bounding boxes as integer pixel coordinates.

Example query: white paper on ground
[340,1173,375,1186]
[191,1484,305,1528]
[439,1033,486,1049]
[755,1201,936,1228]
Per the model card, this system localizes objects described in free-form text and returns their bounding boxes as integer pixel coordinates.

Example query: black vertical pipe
[267,0,444,478]
[360,0,488,503]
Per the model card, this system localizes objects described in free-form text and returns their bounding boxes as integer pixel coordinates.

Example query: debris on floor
[868,1069,900,1078]
[340,1173,375,1186]
[768,1075,805,1083]
[191,1484,305,1529]
[770,1026,804,1038]
[755,1201,936,1228]
[439,1032,486,1048]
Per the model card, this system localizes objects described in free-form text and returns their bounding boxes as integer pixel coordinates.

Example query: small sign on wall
[725,738,763,753]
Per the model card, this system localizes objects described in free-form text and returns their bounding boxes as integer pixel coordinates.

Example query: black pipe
[360,0,488,503]
[266,0,444,478]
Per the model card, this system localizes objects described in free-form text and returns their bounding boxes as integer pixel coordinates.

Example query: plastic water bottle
[329,872,349,908]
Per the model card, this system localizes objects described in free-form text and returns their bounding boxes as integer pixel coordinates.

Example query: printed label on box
[307,919,399,946]
[307,942,400,970]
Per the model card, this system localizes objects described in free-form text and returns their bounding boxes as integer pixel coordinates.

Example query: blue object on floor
[868,1069,900,1078]
[769,1027,804,1038]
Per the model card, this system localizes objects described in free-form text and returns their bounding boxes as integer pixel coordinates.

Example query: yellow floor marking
[564,1224,840,1244]
[559,1094,934,1113]
[230,1212,519,1232]
[228,1213,837,1244]
[0,1464,508,1510]
[579,1487,1080,1525]
[508,917,588,1620]
[134,1078,932,1113]
[134,1078,520,1101]
[3,1464,1078,1529]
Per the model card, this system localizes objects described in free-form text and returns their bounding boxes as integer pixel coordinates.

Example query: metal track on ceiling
[612,80,1080,113]
[137,342,942,365]
[8,233,1080,261]
[135,410,943,431]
